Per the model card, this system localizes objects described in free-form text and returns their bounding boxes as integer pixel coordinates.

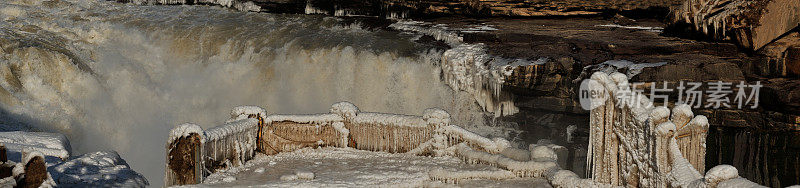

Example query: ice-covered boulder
[49,151,148,187]
[0,131,71,164]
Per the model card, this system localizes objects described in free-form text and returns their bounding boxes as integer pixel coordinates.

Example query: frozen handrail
[586,71,776,188]
[165,107,264,187]
[166,101,614,187]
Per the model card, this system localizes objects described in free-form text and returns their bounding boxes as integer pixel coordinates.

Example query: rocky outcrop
[121,0,687,18]
[670,0,800,51]
[419,16,799,186]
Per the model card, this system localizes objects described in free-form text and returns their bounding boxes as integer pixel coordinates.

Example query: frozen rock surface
[0,131,71,163]
[49,151,149,187]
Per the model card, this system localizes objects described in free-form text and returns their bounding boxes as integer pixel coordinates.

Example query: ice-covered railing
[165,106,265,187]
[586,71,776,187]
[167,101,623,187]
[260,112,347,154]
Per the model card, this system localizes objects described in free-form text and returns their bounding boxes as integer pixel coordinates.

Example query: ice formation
[586,71,773,188]
[167,123,204,145]
[390,20,520,117]
[230,106,267,121]
[579,60,668,80]
[530,140,570,168]
[204,118,260,167]
[3,1,498,184]
[295,170,315,180]
[330,101,359,120]
[204,119,260,142]
[266,114,345,125]
[595,24,664,32]
[168,103,555,186]
[167,95,788,187]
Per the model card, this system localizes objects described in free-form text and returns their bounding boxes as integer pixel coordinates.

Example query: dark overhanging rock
[670,0,800,51]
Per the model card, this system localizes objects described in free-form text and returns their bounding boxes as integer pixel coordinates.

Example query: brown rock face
[426,16,799,185]
[671,0,800,51]
[787,47,800,76]
[168,134,201,185]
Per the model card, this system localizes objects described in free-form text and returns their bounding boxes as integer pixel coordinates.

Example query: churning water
[0,0,494,184]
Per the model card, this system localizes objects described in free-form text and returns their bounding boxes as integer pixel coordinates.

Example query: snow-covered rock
[49,151,148,187]
[0,131,71,162]
[295,170,315,180]
[351,112,426,127]
[500,147,530,162]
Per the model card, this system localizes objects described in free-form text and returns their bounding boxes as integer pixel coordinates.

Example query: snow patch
[205,118,259,142]
[295,170,315,180]
[50,151,149,187]
[423,108,450,127]
[351,112,427,127]
[167,123,204,145]
[266,114,344,125]
[230,105,267,121]
[0,131,71,161]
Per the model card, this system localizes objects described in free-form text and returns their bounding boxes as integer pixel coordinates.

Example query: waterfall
[0,0,498,184]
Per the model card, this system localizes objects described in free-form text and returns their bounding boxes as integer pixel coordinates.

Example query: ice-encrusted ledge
[389,20,521,117]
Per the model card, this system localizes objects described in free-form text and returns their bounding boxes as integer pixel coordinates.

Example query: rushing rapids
[0,0,524,184]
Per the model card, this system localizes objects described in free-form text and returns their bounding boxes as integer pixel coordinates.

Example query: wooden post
[0,144,9,179]
[20,156,47,188]
[0,143,5,162]
[166,133,202,186]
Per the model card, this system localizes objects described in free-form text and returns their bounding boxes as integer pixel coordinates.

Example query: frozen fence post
[0,143,5,162]
[231,106,267,153]
[423,108,450,129]
[331,102,359,121]
[0,143,9,180]
[165,123,203,186]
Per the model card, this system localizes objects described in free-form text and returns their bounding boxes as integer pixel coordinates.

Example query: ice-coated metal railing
[587,71,771,188]
[164,106,265,187]
[164,102,458,186]
[164,101,613,187]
